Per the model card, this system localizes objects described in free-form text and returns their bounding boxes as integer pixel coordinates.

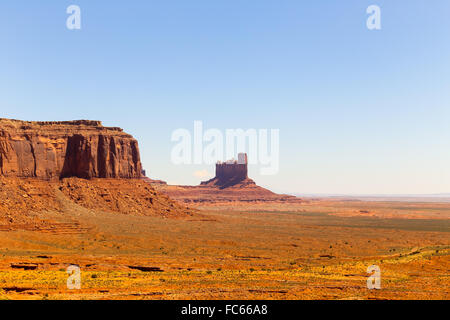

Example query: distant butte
[147,153,301,205]
[200,153,256,189]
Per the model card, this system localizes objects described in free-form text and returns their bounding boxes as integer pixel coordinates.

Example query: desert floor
[0,200,449,300]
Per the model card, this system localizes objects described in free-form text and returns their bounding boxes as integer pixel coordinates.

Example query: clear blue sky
[1,1,449,194]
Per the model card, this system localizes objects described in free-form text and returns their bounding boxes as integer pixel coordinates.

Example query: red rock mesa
[0,119,142,180]
[0,119,194,228]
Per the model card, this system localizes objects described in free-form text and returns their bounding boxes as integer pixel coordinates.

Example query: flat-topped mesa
[0,119,142,180]
[201,153,255,188]
[0,119,124,132]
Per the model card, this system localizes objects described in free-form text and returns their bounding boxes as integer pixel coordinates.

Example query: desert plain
[0,119,448,300]
[0,186,448,300]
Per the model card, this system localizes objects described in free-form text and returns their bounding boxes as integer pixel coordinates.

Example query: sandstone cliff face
[0,119,142,180]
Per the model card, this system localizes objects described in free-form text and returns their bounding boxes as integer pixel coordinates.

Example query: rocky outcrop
[0,119,142,180]
[201,153,250,188]
[149,154,301,205]
[201,163,250,189]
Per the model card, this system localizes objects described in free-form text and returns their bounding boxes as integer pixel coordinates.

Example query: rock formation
[149,153,301,205]
[0,118,195,229]
[201,153,253,189]
[0,119,142,180]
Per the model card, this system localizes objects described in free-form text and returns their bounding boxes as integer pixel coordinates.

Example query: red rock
[0,119,142,180]
[201,161,250,189]
[149,154,301,204]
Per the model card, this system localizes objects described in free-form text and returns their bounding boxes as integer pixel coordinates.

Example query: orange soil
[0,177,194,230]
[0,178,449,300]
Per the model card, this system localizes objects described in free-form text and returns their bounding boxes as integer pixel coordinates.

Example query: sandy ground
[0,198,448,300]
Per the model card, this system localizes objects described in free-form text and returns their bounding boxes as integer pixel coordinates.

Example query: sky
[1,1,449,195]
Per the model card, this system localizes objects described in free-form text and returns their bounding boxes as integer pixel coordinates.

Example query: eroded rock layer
[0,177,195,230]
[0,119,142,180]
